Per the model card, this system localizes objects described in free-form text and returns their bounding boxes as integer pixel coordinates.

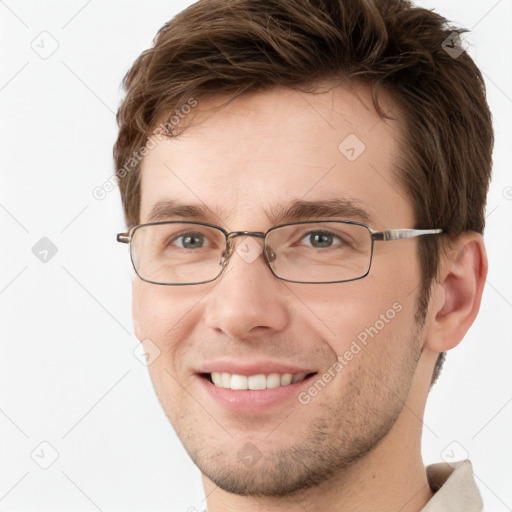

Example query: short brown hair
[114,0,493,380]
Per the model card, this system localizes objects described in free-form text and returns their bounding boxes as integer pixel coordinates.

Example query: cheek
[132,281,204,414]
[298,271,419,361]
[311,291,420,408]
[132,280,204,352]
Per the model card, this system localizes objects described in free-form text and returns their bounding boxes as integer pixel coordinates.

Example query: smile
[205,371,315,390]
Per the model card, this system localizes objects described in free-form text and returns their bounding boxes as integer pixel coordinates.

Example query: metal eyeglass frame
[116,220,446,285]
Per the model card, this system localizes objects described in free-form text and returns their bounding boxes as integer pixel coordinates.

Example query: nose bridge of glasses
[225,231,266,255]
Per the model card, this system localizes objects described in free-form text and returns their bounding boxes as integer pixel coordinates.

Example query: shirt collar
[421,460,483,511]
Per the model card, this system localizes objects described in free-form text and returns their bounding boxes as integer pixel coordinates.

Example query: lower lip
[197,375,315,412]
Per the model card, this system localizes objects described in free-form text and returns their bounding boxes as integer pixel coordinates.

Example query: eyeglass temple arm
[117,233,131,243]
[372,228,446,242]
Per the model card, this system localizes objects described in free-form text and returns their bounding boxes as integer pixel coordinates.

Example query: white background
[0,1,511,510]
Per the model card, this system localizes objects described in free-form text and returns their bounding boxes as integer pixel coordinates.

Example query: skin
[131,84,487,511]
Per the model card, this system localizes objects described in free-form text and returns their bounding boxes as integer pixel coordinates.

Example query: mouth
[196,362,320,412]
[201,371,318,390]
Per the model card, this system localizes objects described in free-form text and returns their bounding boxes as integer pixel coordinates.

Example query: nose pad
[265,246,277,263]
[219,239,235,270]
[219,252,229,270]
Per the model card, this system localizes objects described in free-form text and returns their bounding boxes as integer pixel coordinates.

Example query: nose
[204,237,289,340]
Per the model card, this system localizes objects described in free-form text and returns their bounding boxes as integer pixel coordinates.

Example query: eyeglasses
[116,220,445,285]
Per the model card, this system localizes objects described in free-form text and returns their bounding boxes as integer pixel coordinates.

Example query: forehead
[139,84,413,230]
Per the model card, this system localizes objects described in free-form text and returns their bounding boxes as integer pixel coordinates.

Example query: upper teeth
[210,372,308,390]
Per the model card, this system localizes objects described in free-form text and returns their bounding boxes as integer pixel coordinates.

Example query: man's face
[133,85,427,495]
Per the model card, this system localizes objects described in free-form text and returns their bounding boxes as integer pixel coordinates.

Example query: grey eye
[174,232,205,249]
[302,231,341,248]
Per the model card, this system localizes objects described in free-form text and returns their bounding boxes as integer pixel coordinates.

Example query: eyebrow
[268,199,372,225]
[146,198,372,225]
[147,200,213,222]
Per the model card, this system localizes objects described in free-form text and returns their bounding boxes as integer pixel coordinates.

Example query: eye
[172,231,206,249]
[300,230,343,248]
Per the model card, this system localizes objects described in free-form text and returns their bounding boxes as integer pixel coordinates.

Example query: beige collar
[421,460,483,511]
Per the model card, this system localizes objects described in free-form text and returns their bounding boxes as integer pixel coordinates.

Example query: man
[114,0,492,510]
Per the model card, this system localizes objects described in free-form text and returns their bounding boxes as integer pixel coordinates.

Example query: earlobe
[424,233,487,353]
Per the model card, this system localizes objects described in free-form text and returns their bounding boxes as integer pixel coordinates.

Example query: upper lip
[197,360,317,376]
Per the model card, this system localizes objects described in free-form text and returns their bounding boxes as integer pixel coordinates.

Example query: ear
[423,232,487,353]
